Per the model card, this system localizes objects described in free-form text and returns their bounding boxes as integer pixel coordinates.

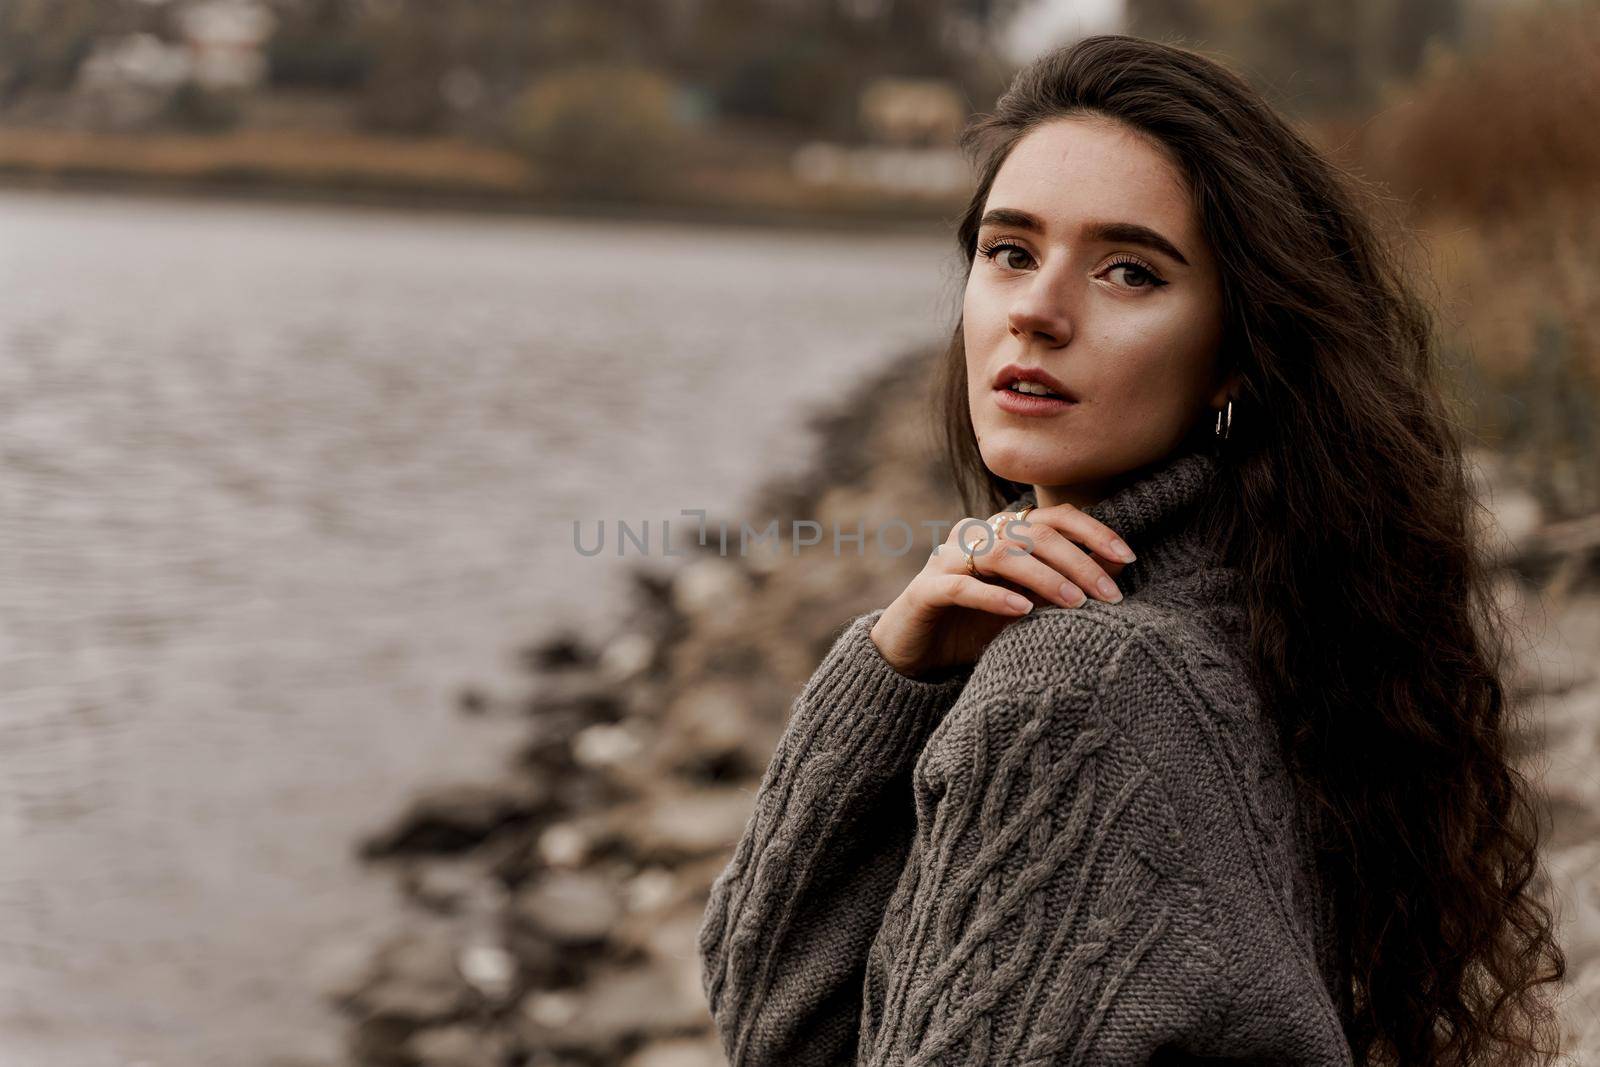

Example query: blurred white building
[792,140,972,199]
[177,0,276,90]
[78,33,192,92]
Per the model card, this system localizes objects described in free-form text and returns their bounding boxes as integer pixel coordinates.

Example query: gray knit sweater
[697,448,1356,1065]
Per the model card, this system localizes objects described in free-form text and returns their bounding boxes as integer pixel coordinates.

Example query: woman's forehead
[986,117,1197,246]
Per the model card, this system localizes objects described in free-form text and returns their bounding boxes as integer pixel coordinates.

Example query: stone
[572,721,646,769]
[521,631,600,673]
[457,938,519,1002]
[516,958,707,1052]
[659,683,750,766]
[624,1036,727,1067]
[350,927,475,1025]
[533,811,624,870]
[641,908,704,964]
[359,779,550,859]
[608,785,753,862]
[401,856,507,916]
[600,631,658,683]
[672,557,752,617]
[511,869,623,946]
[526,672,624,723]
[405,1022,508,1067]
[622,866,678,914]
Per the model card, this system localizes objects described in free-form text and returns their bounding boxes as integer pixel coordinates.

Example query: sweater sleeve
[858,618,1354,1066]
[696,607,973,1067]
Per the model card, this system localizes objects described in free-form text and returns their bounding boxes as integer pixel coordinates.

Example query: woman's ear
[1208,369,1243,409]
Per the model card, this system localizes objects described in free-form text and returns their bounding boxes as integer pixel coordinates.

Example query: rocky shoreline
[317,343,1600,1066]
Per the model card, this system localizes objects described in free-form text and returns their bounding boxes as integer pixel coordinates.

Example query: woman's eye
[980,242,1034,270]
[1105,262,1165,288]
[998,247,1032,270]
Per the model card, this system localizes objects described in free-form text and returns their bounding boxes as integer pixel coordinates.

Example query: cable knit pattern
[697,447,1356,1065]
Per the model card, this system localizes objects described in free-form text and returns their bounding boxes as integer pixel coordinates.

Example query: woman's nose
[1007,271,1076,346]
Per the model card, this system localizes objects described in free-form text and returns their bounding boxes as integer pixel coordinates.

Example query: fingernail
[1097,576,1123,602]
[1058,582,1086,607]
[1006,593,1033,613]
[1109,539,1136,563]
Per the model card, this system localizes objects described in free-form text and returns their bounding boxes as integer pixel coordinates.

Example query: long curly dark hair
[936,33,1568,1066]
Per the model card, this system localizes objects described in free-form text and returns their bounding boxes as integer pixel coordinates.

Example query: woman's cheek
[1093,349,1182,417]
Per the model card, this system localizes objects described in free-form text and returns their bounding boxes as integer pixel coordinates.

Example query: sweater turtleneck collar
[999,446,1229,603]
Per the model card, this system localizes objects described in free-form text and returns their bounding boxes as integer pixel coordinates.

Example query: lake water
[0,189,959,1067]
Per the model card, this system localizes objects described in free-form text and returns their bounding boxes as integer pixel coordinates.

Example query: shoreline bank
[0,127,964,235]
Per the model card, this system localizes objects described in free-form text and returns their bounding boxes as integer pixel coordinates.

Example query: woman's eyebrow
[977,208,1191,267]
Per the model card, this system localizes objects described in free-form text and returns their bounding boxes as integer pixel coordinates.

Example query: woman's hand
[869,503,1137,679]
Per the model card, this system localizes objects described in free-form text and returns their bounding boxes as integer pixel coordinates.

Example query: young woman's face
[963,114,1231,507]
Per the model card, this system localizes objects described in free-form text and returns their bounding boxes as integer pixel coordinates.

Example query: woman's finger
[945,519,1089,608]
[1000,504,1136,566]
[926,571,1035,616]
[994,513,1126,603]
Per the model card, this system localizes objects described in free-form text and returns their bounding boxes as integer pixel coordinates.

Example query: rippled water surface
[0,189,957,1066]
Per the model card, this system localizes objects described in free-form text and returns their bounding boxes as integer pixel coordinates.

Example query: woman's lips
[993,387,1076,416]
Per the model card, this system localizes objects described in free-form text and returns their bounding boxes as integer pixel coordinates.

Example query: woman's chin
[978,442,1084,490]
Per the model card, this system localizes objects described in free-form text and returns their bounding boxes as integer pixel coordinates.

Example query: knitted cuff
[798,608,972,730]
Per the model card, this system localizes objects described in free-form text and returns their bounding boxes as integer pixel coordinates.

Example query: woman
[697,34,1566,1066]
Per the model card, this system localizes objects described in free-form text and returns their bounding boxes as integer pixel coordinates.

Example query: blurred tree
[163,79,242,132]
[266,0,373,91]
[1126,0,1463,115]
[3,0,1021,143]
[684,0,1008,138]
[507,60,697,198]
[0,0,144,102]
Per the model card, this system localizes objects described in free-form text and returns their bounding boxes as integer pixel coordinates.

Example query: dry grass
[0,127,534,193]
[1334,2,1600,515]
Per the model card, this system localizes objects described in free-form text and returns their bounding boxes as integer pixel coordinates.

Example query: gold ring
[962,518,997,577]
[1014,502,1036,522]
[962,535,982,577]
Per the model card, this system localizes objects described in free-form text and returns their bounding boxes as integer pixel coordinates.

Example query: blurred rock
[622,866,678,914]
[403,1023,510,1067]
[624,1036,727,1067]
[456,937,519,1002]
[400,856,507,916]
[535,819,597,870]
[612,901,704,969]
[511,869,623,946]
[572,721,646,770]
[599,631,659,684]
[360,779,552,859]
[654,682,754,771]
[606,785,753,863]
[522,988,581,1029]
[521,632,600,674]
[525,671,625,723]
[343,925,477,1026]
[672,556,752,617]
[515,958,706,1055]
